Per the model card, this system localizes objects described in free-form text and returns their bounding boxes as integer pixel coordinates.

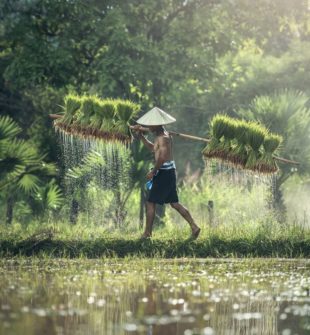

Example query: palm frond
[0,116,21,141]
[33,180,64,210]
[17,174,41,193]
[45,181,64,209]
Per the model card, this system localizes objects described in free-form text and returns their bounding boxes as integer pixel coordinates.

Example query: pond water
[0,259,309,335]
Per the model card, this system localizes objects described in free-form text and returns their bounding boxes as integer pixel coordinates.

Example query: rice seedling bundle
[54,94,140,143]
[61,94,82,125]
[203,114,283,174]
[203,114,234,157]
[230,121,248,166]
[257,134,283,173]
[245,122,268,170]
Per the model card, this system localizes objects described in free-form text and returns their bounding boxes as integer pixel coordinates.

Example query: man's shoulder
[156,134,170,143]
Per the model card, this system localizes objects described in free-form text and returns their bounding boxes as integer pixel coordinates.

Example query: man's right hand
[131,125,143,139]
[131,125,143,131]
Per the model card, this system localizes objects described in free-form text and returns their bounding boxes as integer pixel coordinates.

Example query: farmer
[132,107,201,240]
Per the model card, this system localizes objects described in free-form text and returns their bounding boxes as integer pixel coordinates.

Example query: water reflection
[0,259,309,335]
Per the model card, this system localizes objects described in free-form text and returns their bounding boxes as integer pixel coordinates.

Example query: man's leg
[142,201,156,238]
[170,202,200,237]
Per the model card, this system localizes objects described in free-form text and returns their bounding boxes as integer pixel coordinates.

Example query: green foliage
[0,0,309,222]
[238,90,310,183]
[0,116,22,141]
[0,115,63,222]
[32,180,64,213]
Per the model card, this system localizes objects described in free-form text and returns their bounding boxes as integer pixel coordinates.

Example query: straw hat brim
[136,107,176,126]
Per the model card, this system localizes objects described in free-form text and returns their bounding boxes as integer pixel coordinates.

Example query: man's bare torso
[153,132,173,163]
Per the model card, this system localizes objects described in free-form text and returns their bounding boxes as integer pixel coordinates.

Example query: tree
[0,116,63,223]
[237,90,310,217]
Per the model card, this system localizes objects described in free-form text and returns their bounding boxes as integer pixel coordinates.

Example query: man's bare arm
[140,134,154,152]
[132,125,154,152]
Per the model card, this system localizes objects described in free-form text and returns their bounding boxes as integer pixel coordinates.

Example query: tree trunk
[69,199,79,224]
[207,200,214,227]
[139,187,146,229]
[114,188,123,228]
[272,183,287,223]
[154,204,166,227]
[6,196,14,224]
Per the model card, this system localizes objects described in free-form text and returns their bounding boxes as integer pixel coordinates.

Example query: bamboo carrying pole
[49,115,299,166]
[129,125,300,166]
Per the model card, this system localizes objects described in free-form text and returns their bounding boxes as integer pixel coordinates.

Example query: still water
[0,259,309,335]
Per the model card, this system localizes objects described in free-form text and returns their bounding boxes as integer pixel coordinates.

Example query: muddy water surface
[0,259,309,335]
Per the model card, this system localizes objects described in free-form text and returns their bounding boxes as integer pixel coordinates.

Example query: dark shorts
[148,169,179,205]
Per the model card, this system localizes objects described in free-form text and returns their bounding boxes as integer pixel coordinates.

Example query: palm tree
[237,90,310,218]
[0,116,63,223]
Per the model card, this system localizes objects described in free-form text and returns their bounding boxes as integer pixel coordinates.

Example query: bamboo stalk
[49,114,63,119]
[168,130,210,143]
[272,155,300,165]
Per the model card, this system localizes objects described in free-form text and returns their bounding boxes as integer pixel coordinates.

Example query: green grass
[1,221,309,258]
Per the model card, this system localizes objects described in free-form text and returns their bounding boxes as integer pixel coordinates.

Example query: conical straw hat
[136,107,176,126]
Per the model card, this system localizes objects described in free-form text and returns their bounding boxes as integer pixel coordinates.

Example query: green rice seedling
[89,114,103,130]
[102,99,117,119]
[246,122,268,152]
[245,122,268,170]
[257,134,283,173]
[223,118,237,141]
[263,134,283,153]
[98,100,117,133]
[115,100,140,124]
[202,137,219,157]
[203,114,231,158]
[62,94,82,125]
[75,96,95,127]
[54,95,139,143]
[220,117,237,157]
[230,120,248,166]
[234,120,248,146]
[90,97,103,124]
[211,114,229,140]
[100,119,115,133]
[113,121,130,136]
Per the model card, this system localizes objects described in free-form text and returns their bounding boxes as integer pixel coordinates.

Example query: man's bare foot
[191,227,201,240]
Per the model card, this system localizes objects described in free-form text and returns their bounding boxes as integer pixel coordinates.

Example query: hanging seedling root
[54,121,132,144]
[53,94,140,144]
[202,114,283,174]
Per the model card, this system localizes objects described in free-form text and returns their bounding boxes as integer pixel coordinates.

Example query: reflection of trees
[2,260,309,335]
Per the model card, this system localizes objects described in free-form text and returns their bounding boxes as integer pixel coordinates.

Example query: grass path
[1,222,309,258]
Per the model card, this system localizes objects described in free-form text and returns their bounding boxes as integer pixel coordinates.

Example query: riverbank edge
[1,237,309,258]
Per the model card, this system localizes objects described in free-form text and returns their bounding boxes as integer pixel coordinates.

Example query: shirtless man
[132,121,201,240]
